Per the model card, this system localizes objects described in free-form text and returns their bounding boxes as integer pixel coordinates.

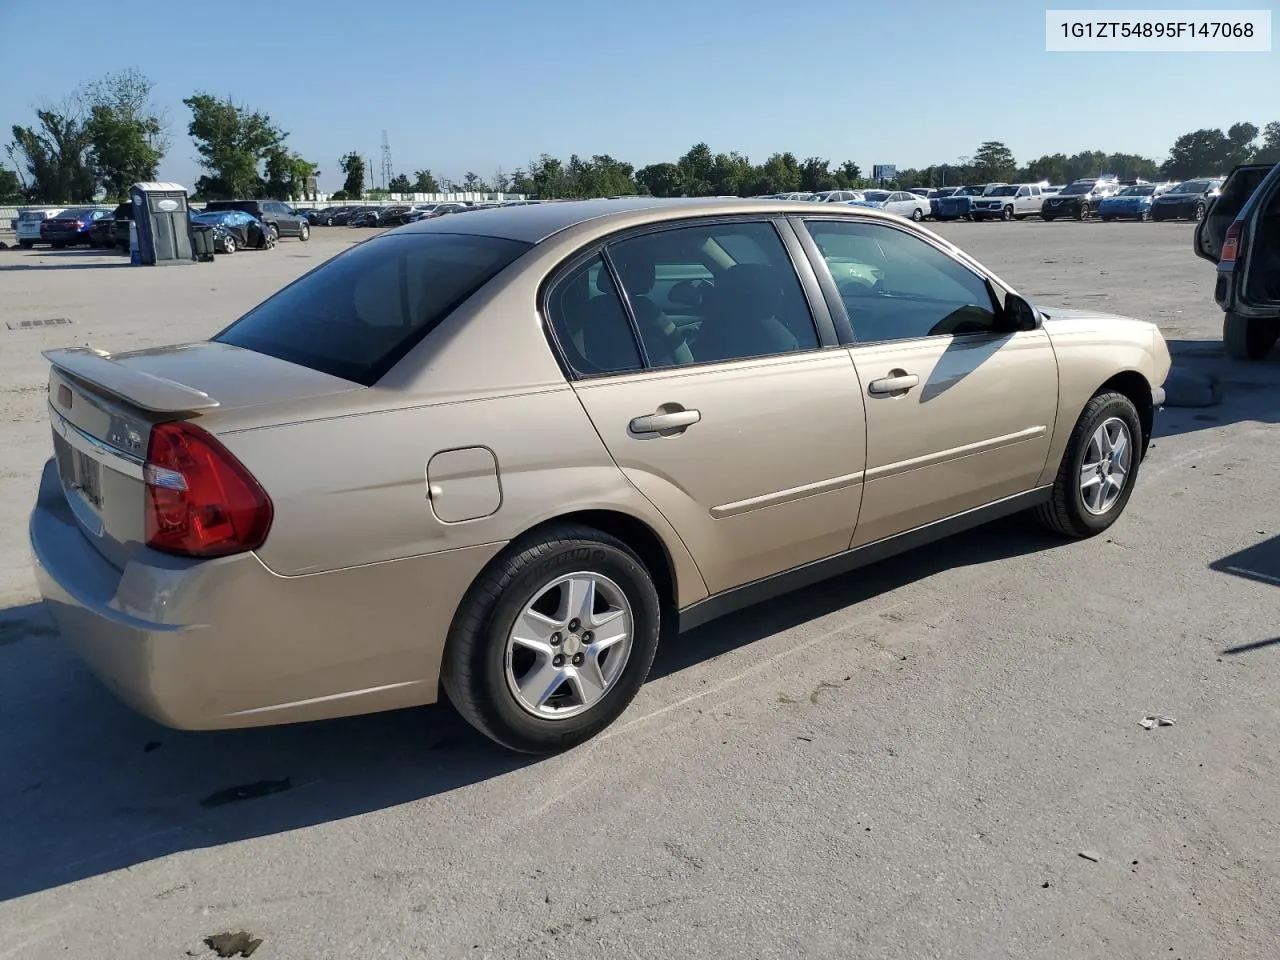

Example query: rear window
[213,232,532,385]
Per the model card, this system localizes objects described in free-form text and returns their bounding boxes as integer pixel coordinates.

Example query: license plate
[74,450,102,507]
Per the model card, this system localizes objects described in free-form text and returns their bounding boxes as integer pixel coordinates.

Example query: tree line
[5,70,1278,205]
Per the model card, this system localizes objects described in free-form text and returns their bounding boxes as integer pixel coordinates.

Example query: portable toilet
[129,182,196,265]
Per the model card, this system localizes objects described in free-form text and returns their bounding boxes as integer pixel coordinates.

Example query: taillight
[1220,221,1242,264]
[144,421,273,558]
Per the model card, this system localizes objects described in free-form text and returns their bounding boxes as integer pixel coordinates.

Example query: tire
[1042,215,1055,222]
[1139,210,1150,222]
[1223,312,1279,361]
[222,236,236,255]
[441,524,662,754]
[52,242,66,249]
[1001,205,1013,221]
[267,222,279,241]
[18,240,33,249]
[1193,203,1206,222]
[911,207,923,221]
[1037,390,1143,539]
[1014,214,1027,221]
[298,222,310,241]
[1100,216,1113,222]
[1074,206,1086,221]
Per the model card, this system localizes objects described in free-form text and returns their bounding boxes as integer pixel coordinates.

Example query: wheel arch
[1098,369,1154,455]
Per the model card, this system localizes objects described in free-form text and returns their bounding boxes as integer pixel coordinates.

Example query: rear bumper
[29,458,501,729]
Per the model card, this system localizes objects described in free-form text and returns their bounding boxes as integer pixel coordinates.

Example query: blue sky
[1,0,1276,191]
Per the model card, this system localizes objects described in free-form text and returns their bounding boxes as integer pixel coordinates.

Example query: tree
[636,162,682,197]
[462,171,489,192]
[8,102,94,203]
[184,93,285,198]
[1256,122,1280,163]
[751,152,802,194]
[264,148,318,199]
[971,141,1016,182]
[388,173,412,193]
[492,167,511,193]
[509,167,535,196]
[1162,124,1259,180]
[339,151,365,199]
[83,69,166,200]
[412,168,439,192]
[0,168,21,202]
[675,142,715,196]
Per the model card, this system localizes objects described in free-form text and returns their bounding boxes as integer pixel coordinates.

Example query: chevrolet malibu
[30,198,1171,753]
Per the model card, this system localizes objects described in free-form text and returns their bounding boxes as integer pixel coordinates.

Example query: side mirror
[1004,292,1041,331]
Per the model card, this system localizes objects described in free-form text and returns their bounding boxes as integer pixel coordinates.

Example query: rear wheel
[911,207,923,221]
[1193,203,1206,222]
[442,524,661,753]
[298,222,310,241]
[1037,390,1143,539]
[222,235,237,255]
[1139,210,1151,222]
[1223,312,1279,361]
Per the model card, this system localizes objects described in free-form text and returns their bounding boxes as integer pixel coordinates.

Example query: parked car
[107,202,134,251]
[29,197,1171,753]
[848,189,931,221]
[933,184,1005,221]
[377,205,414,226]
[190,209,277,254]
[348,207,386,227]
[330,206,359,226]
[87,215,116,248]
[303,208,333,225]
[15,208,64,248]
[811,190,864,203]
[415,202,470,220]
[39,207,112,248]
[1040,178,1121,220]
[1193,162,1280,359]
[203,200,311,240]
[971,184,1049,221]
[1150,178,1224,221]
[1097,184,1162,221]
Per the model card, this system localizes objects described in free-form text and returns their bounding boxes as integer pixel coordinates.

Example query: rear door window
[214,232,531,385]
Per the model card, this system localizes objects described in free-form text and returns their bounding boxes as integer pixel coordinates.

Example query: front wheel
[222,235,236,255]
[1193,203,1206,222]
[298,222,310,241]
[1001,205,1014,221]
[911,207,924,221]
[1074,206,1087,221]
[1139,210,1151,222]
[1037,390,1143,538]
[1223,312,1279,361]
[442,524,662,753]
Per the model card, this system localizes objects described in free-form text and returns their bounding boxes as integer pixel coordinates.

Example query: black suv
[1194,162,1280,360]
[1041,178,1121,220]
[203,200,310,240]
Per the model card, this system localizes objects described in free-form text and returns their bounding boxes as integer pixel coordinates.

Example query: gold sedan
[30,198,1171,752]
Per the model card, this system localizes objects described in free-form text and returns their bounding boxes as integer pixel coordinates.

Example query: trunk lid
[44,343,362,570]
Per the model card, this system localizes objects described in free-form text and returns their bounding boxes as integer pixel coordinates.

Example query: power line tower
[380,131,393,191]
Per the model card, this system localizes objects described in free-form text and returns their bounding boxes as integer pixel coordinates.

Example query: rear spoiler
[43,347,220,413]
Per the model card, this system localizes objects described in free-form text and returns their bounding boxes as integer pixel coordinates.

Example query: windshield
[987,186,1018,197]
[55,208,93,219]
[955,186,985,196]
[1060,182,1095,196]
[215,232,532,386]
[1170,180,1212,194]
[861,191,890,202]
[1118,186,1155,196]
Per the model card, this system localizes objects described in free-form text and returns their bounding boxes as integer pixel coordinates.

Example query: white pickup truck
[970,184,1048,221]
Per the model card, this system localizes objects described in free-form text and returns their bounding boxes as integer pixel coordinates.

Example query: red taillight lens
[144,421,273,557]
[1220,221,1242,264]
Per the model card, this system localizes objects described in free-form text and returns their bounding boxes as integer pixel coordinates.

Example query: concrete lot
[1,220,1278,959]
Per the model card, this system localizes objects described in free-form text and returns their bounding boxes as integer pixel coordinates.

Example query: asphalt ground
[1,218,1277,960]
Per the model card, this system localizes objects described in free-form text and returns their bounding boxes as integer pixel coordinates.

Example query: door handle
[629,408,701,434]
[868,373,919,395]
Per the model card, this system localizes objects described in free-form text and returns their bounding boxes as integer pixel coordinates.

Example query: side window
[804,220,1002,343]
[607,221,820,367]
[546,255,643,376]
[1016,187,1029,197]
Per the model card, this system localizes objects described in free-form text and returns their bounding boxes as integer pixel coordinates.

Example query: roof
[396,196,863,243]
[131,181,188,192]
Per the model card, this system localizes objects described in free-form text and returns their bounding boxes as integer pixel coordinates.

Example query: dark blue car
[39,207,112,247]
